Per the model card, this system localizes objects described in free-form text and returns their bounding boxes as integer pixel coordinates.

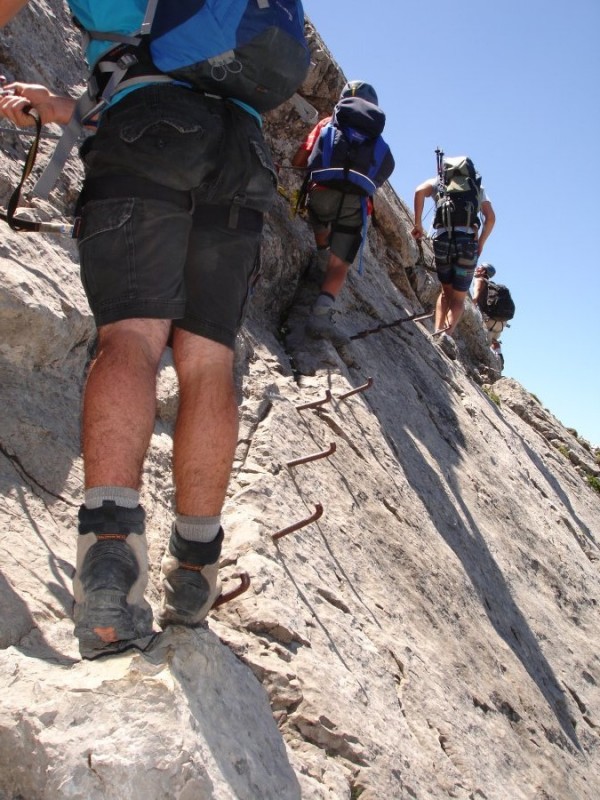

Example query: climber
[0,1,309,658]
[291,80,395,346]
[411,151,495,359]
[472,263,515,370]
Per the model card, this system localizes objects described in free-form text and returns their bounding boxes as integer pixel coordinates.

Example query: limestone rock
[1,6,599,800]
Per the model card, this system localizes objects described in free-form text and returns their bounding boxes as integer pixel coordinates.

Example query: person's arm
[472,275,487,310]
[0,82,75,126]
[411,180,434,239]
[0,0,29,26]
[291,117,330,169]
[477,200,496,255]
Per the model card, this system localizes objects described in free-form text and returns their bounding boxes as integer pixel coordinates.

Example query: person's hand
[411,223,424,240]
[0,82,74,126]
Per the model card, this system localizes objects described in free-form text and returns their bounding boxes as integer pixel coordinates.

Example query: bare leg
[314,229,330,249]
[82,318,171,489]
[435,285,451,332]
[320,252,351,298]
[171,329,238,517]
[76,318,169,654]
[445,289,468,336]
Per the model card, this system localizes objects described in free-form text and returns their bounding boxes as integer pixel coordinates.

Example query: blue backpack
[149,0,310,113]
[303,97,394,274]
[307,97,393,196]
[28,0,310,200]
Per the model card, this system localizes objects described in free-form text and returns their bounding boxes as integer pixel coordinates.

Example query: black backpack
[307,97,394,196]
[485,281,515,321]
[434,155,482,229]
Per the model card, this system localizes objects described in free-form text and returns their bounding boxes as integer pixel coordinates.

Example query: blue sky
[302,0,600,447]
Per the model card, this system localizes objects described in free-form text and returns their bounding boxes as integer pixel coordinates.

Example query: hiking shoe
[73,501,153,657]
[156,526,224,628]
[306,310,351,347]
[436,332,458,360]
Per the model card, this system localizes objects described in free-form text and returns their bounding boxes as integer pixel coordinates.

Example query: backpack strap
[367,136,389,183]
[356,196,369,275]
[310,124,380,195]
[31,0,170,199]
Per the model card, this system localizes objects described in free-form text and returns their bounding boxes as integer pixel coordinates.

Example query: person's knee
[96,319,170,369]
[173,331,235,385]
[450,293,467,312]
[439,282,453,300]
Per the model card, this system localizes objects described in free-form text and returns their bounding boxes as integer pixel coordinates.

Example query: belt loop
[228,194,245,229]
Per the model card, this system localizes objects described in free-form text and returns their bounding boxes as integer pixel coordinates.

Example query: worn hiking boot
[73,501,154,657]
[306,309,350,347]
[156,526,223,628]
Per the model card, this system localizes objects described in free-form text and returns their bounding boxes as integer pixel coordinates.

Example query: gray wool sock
[175,514,221,543]
[84,486,140,509]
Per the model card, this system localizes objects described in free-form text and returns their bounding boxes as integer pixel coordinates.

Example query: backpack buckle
[117,52,139,71]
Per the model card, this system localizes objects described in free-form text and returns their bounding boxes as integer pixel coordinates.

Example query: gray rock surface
[1,5,599,799]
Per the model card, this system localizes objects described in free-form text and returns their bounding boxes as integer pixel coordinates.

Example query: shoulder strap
[32,1,172,199]
[368,136,389,181]
[320,123,336,168]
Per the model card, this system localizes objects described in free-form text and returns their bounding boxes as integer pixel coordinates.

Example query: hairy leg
[82,318,171,490]
[171,329,238,517]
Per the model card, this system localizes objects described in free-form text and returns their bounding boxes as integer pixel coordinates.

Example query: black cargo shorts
[76,85,277,349]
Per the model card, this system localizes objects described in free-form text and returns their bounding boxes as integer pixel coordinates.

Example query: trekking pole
[350,310,433,340]
[435,146,453,232]
[435,147,444,193]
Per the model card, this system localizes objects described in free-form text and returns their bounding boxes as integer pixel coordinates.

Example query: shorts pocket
[249,137,277,185]
[456,238,478,267]
[232,136,277,212]
[433,236,451,266]
[77,199,136,304]
[87,100,225,191]
[120,115,204,144]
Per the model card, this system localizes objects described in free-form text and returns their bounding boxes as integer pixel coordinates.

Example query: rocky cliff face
[1,5,599,799]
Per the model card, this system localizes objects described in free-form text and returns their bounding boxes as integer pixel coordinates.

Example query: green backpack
[434,155,482,230]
